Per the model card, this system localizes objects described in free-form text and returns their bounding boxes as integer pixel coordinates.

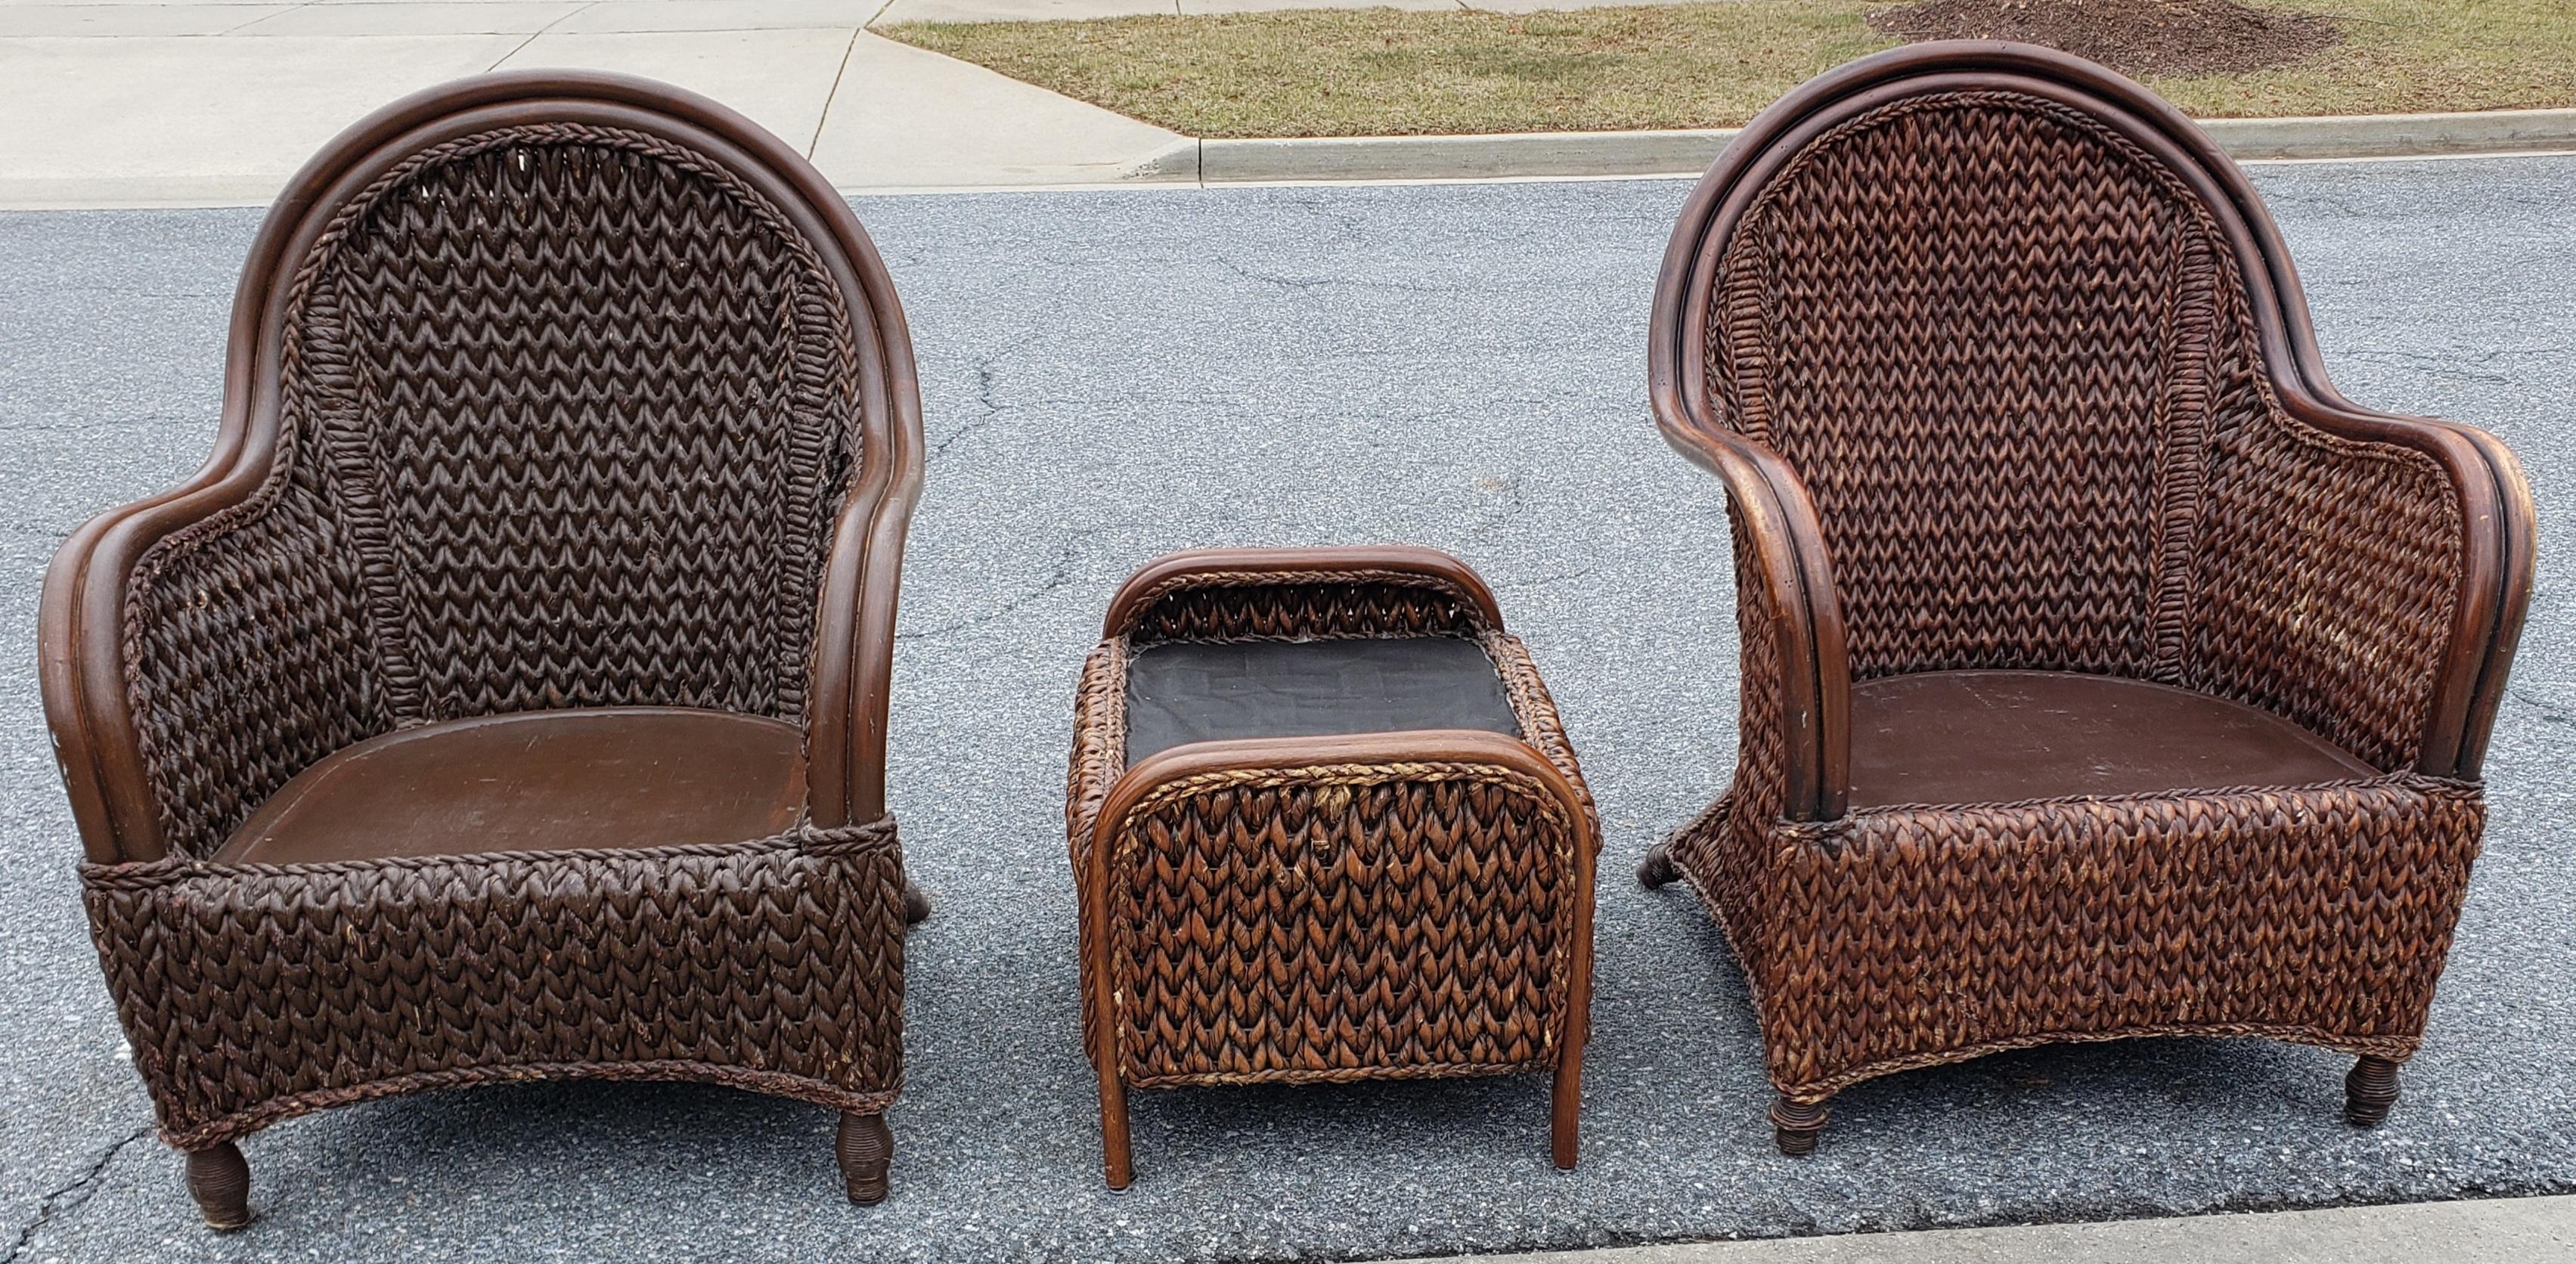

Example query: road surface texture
[2,156,2571,1261]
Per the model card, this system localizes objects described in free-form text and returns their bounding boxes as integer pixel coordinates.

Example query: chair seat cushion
[1124,636,1521,764]
[212,707,807,865]
[1849,670,2378,809]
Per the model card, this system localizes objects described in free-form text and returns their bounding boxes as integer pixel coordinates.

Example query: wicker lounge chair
[40,72,928,1225]
[1637,42,2534,1153]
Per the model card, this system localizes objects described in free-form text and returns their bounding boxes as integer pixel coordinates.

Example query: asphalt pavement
[1,156,2571,1262]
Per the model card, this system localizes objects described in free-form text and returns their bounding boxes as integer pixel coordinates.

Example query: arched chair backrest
[46,73,923,860]
[1650,42,2529,813]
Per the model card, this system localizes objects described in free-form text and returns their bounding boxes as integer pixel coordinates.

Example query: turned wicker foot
[837,1111,892,1205]
[1637,840,1680,890]
[902,880,932,926]
[184,1142,252,1231]
[2346,1056,2402,1127]
[1771,1096,1828,1156]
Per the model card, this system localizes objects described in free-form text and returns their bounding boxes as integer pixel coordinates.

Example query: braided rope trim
[153,1060,899,1154]
[84,818,906,1148]
[1120,567,1493,644]
[1483,629,1598,817]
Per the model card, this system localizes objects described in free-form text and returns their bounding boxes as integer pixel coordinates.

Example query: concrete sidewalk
[1406,1196,2576,1263]
[0,0,1195,204]
[0,0,1671,206]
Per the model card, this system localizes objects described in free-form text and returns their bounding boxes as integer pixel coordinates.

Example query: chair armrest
[39,420,379,864]
[2196,386,2533,779]
[42,475,234,864]
[1065,639,1130,856]
[804,447,923,829]
[1654,410,1853,822]
[1102,545,1506,642]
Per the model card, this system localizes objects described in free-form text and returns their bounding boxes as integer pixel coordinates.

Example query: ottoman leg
[837,1111,892,1205]
[184,1142,253,1231]
[1772,1095,1829,1156]
[1097,1061,1134,1191]
[1550,1056,1583,1170]
[901,879,932,926]
[2346,1056,2401,1128]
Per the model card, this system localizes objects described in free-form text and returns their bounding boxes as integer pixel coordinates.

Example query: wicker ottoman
[1068,546,1599,1188]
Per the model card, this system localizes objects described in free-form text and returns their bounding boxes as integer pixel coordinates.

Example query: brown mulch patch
[1867,0,2342,77]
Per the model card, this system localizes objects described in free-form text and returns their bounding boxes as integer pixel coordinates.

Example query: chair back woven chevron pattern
[124,108,879,858]
[1688,74,2460,774]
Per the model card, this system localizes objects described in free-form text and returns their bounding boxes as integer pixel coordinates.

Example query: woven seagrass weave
[42,73,927,1224]
[1068,548,1600,1186]
[1641,44,2533,1151]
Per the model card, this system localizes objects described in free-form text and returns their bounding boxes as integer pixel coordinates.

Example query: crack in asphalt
[895,547,1076,642]
[3,1126,152,1264]
[930,339,1028,462]
[2509,687,2574,727]
[2341,345,2572,388]
[1211,255,1446,296]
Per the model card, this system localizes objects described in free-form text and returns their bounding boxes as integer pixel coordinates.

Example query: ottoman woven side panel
[1750,776,2486,1099]
[82,821,907,1148]
[1104,763,1586,1087]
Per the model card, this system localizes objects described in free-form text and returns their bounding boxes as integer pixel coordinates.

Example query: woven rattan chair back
[1651,42,2531,819]
[53,73,924,865]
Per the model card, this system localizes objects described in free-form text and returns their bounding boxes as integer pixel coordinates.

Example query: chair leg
[1097,1060,1133,1191]
[836,1111,892,1206]
[1550,1050,1583,1170]
[1771,1095,1829,1156]
[1636,840,1680,890]
[2346,1055,2402,1128]
[901,880,932,926]
[184,1142,253,1231]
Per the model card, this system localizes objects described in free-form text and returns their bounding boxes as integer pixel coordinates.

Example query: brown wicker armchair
[38,73,927,1226]
[1636,42,2534,1154]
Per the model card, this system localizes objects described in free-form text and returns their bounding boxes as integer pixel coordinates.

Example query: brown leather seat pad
[1124,637,1520,764]
[214,707,807,865]
[1849,670,2379,809]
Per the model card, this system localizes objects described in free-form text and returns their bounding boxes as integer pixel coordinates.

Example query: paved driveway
[2,157,2571,1262]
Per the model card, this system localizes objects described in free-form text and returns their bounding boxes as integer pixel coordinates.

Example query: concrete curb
[1180,107,2576,184]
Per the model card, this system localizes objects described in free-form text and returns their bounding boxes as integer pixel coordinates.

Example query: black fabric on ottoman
[1123,637,1521,763]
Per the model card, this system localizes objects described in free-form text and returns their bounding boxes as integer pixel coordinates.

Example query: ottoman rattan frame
[1068,547,1600,1188]
[1638,42,2535,1153]
[40,72,928,1225]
